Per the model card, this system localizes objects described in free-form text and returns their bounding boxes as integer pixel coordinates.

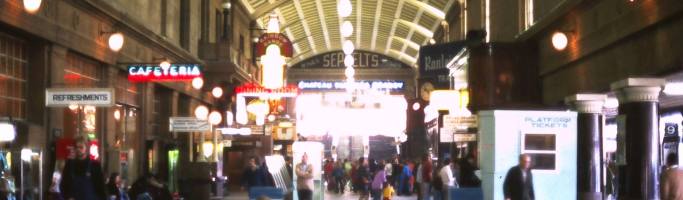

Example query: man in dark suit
[503,154,535,200]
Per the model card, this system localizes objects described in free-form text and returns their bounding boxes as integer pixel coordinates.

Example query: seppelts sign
[290,50,411,69]
[127,64,202,82]
[46,88,115,107]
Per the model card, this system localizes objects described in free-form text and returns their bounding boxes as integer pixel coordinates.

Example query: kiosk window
[523,133,557,170]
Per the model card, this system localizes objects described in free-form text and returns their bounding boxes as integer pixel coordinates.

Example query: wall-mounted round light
[114,110,121,121]
[192,77,204,90]
[552,32,568,51]
[23,0,42,13]
[344,54,355,67]
[212,87,223,98]
[341,21,354,38]
[209,111,222,125]
[253,37,260,43]
[412,102,421,111]
[159,60,171,71]
[429,39,436,45]
[267,114,276,122]
[108,32,125,52]
[68,104,79,111]
[222,2,232,9]
[337,0,352,18]
[194,105,209,120]
[342,40,355,55]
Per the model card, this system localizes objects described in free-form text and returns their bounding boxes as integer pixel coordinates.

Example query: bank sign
[297,80,404,91]
[127,64,202,82]
[418,41,466,89]
[46,88,115,107]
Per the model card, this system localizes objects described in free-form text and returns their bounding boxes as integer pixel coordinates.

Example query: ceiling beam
[398,0,427,60]
[392,36,420,50]
[396,19,434,38]
[249,0,290,19]
[384,0,405,54]
[292,0,317,54]
[314,0,332,50]
[370,0,384,50]
[403,0,446,20]
[356,0,362,48]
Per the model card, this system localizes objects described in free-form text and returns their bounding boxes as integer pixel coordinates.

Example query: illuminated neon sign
[297,80,405,91]
[127,64,202,82]
[235,83,299,98]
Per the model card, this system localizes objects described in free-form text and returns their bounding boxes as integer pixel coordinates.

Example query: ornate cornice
[615,86,662,103]
[565,94,606,114]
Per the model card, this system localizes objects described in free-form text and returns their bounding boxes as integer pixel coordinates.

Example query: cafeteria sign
[127,64,202,82]
[46,88,114,107]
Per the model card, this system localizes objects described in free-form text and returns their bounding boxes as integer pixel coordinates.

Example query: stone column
[565,94,606,200]
[610,78,665,200]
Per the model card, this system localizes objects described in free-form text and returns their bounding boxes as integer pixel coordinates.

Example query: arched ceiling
[239,0,458,67]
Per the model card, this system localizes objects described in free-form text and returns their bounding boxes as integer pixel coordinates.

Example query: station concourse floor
[219,190,419,200]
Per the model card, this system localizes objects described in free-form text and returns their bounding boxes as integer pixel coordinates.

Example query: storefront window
[62,53,101,139]
[522,133,557,170]
[0,32,27,120]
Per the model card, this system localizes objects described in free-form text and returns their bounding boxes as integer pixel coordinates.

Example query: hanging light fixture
[341,21,354,37]
[345,66,355,78]
[338,0,352,18]
[343,40,355,55]
[266,13,280,33]
[344,54,355,67]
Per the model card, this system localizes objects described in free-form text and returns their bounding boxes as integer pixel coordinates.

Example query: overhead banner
[46,88,115,107]
[297,80,405,91]
[290,50,411,69]
[418,41,466,89]
[127,64,202,82]
[169,117,211,132]
[256,33,293,57]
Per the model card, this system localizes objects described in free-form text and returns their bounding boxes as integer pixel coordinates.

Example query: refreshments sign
[46,88,114,107]
[127,64,202,82]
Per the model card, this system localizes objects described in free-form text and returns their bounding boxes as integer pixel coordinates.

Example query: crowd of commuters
[316,153,482,200]
[47,136,175,200]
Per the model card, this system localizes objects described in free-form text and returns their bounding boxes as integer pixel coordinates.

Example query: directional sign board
[443,115,478,130]
[169,117,210,132]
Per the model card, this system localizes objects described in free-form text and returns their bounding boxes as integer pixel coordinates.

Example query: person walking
[106,172,129,200]
[357,157,372,200]
[661,153,683,200]
[398,161,413,196]
[503,154,535,200]
[296,153,314,200]
[382,182,395,200]
[128,174,172,200]
[439,158,457,200]
[333,161,346,194]
[371,161,387,200]
[418,155,433,200]
[60,136,106,200]
[241,157,268,191]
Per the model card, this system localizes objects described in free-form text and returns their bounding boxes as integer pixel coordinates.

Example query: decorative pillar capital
[565,94,607,114]
[610,78,665,103]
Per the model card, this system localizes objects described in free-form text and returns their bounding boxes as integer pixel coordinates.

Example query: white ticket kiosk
[478,110,577,200]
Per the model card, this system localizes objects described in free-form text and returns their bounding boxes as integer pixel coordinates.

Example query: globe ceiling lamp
[337,0,352,18]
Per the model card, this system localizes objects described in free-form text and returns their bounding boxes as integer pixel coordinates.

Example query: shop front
[288,50,414,161]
